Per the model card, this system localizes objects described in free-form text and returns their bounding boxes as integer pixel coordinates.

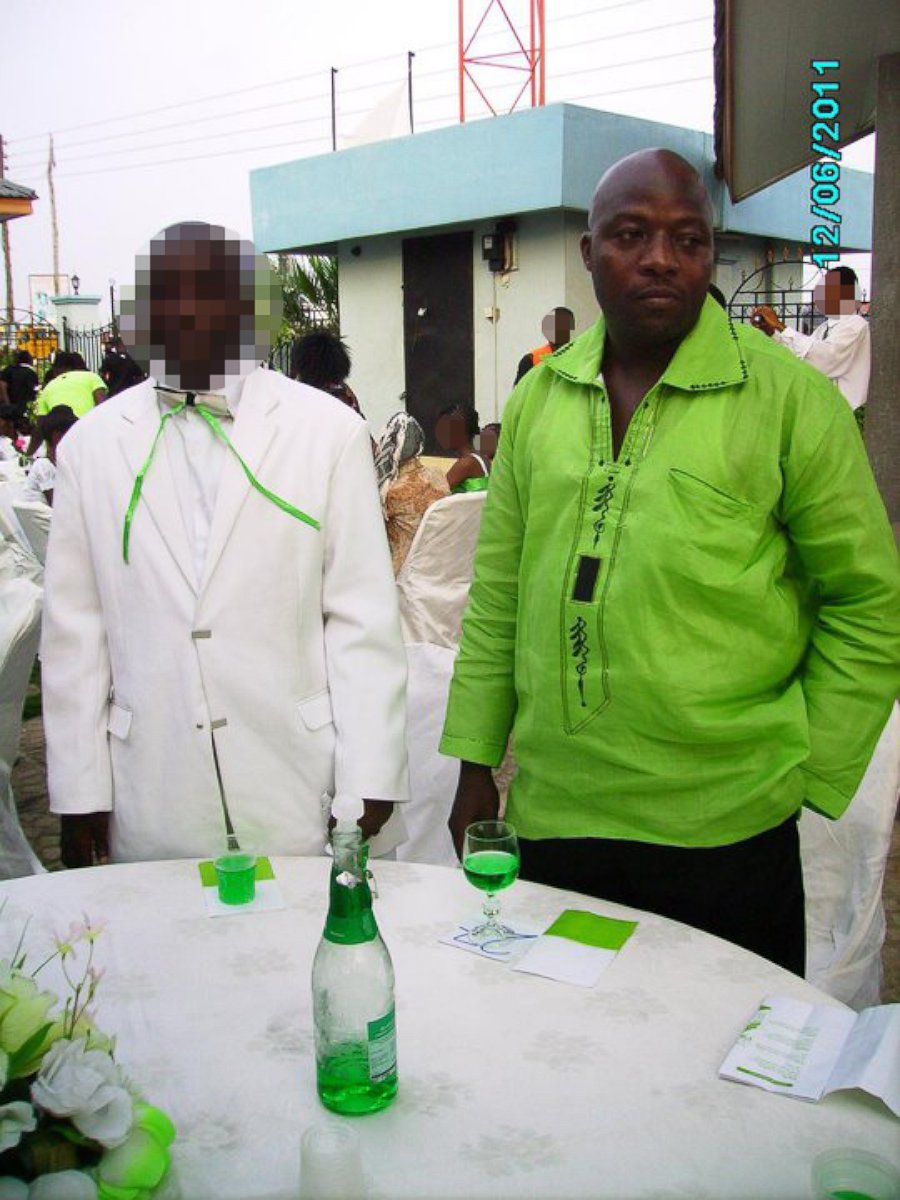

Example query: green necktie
[122,396,320,563]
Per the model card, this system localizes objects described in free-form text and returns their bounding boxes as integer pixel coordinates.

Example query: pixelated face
[814,271,857,317]
[541,309,575,347]
[121,222,282,391]
[435,411,468,451]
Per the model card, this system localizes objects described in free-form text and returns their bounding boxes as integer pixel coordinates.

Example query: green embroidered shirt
[439,298,900,846]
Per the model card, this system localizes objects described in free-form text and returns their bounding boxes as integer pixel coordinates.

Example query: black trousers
[519,817,806,976]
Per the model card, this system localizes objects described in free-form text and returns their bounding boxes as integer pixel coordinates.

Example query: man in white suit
[42,222,409,866]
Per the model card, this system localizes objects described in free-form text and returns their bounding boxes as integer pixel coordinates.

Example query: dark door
[402,231,474,452]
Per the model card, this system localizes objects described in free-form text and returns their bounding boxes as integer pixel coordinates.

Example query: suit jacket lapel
[117,380,197,592]
[200,369,279,594]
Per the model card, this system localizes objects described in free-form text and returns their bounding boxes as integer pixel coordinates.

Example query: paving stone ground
[9,716,900,1002]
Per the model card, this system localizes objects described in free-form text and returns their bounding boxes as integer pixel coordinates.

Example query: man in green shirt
[441,149,899,974]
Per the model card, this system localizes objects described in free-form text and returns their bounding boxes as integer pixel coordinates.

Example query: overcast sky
[2,0,874,321]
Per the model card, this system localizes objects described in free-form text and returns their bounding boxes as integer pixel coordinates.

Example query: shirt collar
[154,374,245,418]
[546,295,749,395]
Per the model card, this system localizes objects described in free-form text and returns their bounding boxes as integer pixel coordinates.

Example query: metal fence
[59,319,117,373]
[727,263,825,334]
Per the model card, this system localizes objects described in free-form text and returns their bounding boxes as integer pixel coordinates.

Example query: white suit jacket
[42,368,409,861]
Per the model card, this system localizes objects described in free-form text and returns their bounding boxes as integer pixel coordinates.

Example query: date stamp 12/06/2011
[809,60,843,271]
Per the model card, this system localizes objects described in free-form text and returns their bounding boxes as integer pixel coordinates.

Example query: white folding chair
[12,499,51,565]
[396,492,486,650]
[0,576,45,878]
[801,704,900,1009]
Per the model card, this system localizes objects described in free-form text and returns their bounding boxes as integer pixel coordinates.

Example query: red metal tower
[458,0,546,123]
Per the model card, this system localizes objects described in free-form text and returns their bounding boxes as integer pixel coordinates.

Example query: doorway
[402,231,474,453]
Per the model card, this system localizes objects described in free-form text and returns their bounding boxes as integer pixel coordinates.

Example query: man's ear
[579,233,592,271]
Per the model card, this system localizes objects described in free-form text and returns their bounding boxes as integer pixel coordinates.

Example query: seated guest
[290,330,363,416]
[435,403,490,493]
[23,406,78,505]
[35,352,107,418]
[0,350,39,415]
[375,412,449,574]
[0,405,20,460]
[480,422,501,468]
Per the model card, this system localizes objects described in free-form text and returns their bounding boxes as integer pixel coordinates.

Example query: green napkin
[544,909,637,950]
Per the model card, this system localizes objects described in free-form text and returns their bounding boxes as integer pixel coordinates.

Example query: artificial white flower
[31,1039,132,1147]
[0,965,59,1074]
[29,1172,98,1200]
[0,1100,37,1154]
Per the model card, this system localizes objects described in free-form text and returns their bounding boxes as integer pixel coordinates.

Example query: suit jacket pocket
[107,702,133,740]
[298,689,334,731]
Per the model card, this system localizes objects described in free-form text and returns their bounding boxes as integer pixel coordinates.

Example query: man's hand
[448,761,500,860]
[358,799,395,841]
[750,305,784,336]
[60,813,110,868]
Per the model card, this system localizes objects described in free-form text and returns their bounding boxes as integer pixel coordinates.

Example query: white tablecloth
[1,859,896,1199]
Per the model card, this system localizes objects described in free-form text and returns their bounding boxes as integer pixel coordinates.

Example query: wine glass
[462,820,520,942]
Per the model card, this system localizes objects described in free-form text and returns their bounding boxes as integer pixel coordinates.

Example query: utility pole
[48,134,60,295]
[0,134,14,326]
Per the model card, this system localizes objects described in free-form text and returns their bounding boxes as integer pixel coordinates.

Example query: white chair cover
[0,461,25,483]
[11,498,51,564]
[0,575,45,878]
[0,509,42,587]
[801,703,900,1009]
[396,642,459,867]
[396,492,486,650]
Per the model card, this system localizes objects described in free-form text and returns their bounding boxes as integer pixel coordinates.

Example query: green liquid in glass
[317,1042,398,1115]
[829,1192,876,1200]
[463,850,519,893]
[215,853,256,905]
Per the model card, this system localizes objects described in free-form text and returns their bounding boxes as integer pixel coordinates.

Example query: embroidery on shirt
[568,616,589,707]
[591,476,615,549]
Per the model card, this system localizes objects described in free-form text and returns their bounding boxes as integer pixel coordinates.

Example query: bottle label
[367,1008,397,1082]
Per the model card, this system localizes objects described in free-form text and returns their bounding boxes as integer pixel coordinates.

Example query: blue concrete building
[251,103,873,435]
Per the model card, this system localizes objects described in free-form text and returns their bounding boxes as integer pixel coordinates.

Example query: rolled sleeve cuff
[799,766,852,820]
[438,733,508,768]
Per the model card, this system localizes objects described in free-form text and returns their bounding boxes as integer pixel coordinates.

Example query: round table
[1,858,896,1199]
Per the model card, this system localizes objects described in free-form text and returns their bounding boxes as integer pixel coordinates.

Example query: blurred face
[541,309,575,348]
[435,412,469,451]
[121,222,282,392]
[147,236,251,391]
[814,271,857,317]
[580,156,713,352]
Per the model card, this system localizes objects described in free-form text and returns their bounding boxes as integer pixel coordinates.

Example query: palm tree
[272,254,339,337]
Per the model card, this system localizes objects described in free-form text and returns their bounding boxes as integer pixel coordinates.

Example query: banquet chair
[12,498,51,565]
[396,491,486,650]
[396,641,459,866]
[0,575,45,879]
[800,703,900,1009]
[0,503,42,586]
[0,460,25,483]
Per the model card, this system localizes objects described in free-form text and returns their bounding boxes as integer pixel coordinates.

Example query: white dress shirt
[156,376,244,585]
[775,313,870,411]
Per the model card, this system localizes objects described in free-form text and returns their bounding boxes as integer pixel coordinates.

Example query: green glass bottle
[312,827,398,1115]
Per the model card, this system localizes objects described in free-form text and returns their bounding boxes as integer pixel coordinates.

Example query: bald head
[588,149,714,232]
[580,147,715,354]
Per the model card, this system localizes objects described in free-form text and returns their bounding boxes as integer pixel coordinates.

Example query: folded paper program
[719,995,900,1117]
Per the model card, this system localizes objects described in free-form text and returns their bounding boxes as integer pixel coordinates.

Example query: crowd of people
[1,149,897,987]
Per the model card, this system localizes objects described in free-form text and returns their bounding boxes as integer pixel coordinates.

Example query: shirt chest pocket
[664,468,764,586]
